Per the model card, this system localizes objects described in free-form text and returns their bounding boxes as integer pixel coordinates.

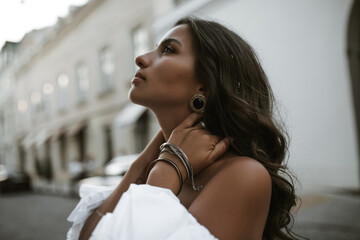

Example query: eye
[162,45,175,54]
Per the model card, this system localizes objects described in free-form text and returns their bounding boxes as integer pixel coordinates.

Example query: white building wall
[198,0,358,189]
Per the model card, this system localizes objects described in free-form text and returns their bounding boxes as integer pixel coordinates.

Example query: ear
[197,86,208,97]
[194,78,208,97]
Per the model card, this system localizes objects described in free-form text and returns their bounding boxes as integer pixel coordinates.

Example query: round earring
[190,94,206,113]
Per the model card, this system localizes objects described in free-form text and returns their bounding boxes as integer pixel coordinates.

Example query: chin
[128,88,146,107]
[128,85,138,99]
[128,88,138,104]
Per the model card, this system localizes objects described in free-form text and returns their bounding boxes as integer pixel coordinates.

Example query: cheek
[156,58,197,88]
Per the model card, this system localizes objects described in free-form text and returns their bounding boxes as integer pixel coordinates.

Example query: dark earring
[190,94,206,113]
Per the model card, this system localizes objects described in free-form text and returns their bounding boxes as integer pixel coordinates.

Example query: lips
[135,71,146,81]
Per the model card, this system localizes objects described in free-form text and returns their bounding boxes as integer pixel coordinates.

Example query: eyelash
[162,45,175,54]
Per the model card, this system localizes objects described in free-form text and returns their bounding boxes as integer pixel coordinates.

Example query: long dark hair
[175,17,300,240]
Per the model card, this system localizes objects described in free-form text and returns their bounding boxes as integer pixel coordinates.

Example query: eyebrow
[157,38,183,47]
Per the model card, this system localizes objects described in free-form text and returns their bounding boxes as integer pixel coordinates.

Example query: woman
[67,17,298,240]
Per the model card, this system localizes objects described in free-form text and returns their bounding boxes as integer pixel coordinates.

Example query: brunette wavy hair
[175,17,300,240]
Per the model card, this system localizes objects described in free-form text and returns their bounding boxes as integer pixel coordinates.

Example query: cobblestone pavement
[0,191,78,240]
[0,189,359,240]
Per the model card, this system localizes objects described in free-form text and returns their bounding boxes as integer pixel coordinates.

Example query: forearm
[79,131,165,239]
[146,153,187,195]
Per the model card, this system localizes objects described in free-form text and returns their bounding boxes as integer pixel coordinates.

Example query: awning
[22,128,52,147]
[22,131,36,148]
[66,121,86,137]
[35,129,51,146]
[113,103,147,127]
[51,127,65,142]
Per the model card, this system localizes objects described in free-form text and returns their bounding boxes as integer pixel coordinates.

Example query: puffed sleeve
[66,184,116,240]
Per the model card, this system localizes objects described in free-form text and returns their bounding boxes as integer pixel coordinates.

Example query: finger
[193,121,206,130]
[208,137,233,162]
[176,113,203,129]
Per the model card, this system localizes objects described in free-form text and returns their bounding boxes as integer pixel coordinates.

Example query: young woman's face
[129,24,203,111]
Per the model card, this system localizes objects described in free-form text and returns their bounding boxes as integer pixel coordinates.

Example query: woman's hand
[166,113,232,175]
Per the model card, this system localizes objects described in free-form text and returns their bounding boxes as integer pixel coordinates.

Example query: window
[17,99,28,127]
[99,47,115,93]
[17,99,28,113]
[57,73,69,111]
[30,91,42,112]
[30,90,43,120]
[42,82,54,115]
[75,63,90,102]
[4,112,12,140]
[0,113,4,139]
[132,26,149,70]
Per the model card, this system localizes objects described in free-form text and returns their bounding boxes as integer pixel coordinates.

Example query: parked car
[104,154,138,176]
[77,154,138,187]
[0,164,31,193]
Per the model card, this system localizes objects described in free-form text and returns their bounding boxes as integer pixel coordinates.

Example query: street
[0,191,78,240]
[293,191,360,239]
[0,190,360,240]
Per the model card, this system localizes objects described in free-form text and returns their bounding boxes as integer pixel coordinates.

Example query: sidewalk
[293,190,360,240]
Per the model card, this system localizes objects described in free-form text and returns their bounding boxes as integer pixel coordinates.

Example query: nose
[135,53,150,68]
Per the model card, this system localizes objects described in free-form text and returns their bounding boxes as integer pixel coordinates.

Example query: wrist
[158,152,188,181]
[146,160,182,195]
[159,142,202,191]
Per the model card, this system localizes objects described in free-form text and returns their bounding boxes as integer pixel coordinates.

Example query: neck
[151,106,192,140]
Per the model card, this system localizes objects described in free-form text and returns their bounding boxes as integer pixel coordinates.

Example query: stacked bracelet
[95,209,105,218]
[146,158,183,196]
[160,148,190,182]
[160,143,203,191]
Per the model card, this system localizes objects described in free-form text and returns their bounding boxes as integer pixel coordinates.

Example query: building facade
[2,0,178,193]
[0,42,19,170]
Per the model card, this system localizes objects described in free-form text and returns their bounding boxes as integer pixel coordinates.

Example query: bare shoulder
[189,155,272,240]
[206,155,272,206]
[220,155,272,193]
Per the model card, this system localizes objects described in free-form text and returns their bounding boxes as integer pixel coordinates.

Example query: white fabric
[67,185,115,240]
[67,184,218,240]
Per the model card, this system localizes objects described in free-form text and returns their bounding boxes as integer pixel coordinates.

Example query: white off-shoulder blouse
[67,184,218,240]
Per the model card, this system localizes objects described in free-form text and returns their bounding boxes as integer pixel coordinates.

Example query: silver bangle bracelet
[95,209,105,218]
[146,158,183,196]
[160,143,203,191]
[160,148,190,182]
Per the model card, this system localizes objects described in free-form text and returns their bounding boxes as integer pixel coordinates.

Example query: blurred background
[0,0,359,239]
